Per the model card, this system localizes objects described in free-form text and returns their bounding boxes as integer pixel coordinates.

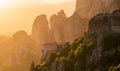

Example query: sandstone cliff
[32,10,87,45]
[31,0,120,46]
[32,15,50,45]
[65,13,87,42]
[75,0,120,19]
[33,9,120,71]
[50,10,67,44]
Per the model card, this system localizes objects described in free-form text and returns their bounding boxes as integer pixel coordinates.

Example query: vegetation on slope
[34,33,120,71]
[34,37,96,71]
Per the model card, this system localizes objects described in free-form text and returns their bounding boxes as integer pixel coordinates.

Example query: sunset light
[0,0,12,8]
[40,0,74,3]
[0,0,120,71]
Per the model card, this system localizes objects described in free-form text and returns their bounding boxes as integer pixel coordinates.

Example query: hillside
[31,9,120,71]
[33,34,120,71]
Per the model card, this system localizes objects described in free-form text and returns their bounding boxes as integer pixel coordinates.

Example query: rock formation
[85,9,120,71]
[65,13,87,42]
[5,30,40,71]
[13,30,30,43]
[88,9,120,36]
[30,1,120,70]
[34,9,120,71]
[75,0,120,19]
[32,15,50,45]
[31,0,120,47]
[32,10,87,46]
[30,0,120,71]
[50,10,67,44]
[50,10,87,44]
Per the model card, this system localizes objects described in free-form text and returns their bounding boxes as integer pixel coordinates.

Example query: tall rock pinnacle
[50,10,67,44]
[32,14,50,45]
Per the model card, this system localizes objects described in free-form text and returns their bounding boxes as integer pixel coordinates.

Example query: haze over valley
[0,0,120,71]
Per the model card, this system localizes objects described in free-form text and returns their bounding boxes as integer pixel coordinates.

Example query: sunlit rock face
[50,10,67,44]
[31,0,120,46]
[75,0,120,19]
[31,10,87,45]
[75,0,94,19]
[65,13,87,42]
[50,10,87,44]
[34,9,120,71]
[32,15,50,45]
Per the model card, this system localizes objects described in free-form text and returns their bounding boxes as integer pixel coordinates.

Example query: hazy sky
[0,0,76,8]
[0,0,76,35]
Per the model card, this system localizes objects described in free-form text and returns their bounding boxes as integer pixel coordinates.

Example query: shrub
[108,64,120,71]
[59,56,66,63]
[47,52,58,62]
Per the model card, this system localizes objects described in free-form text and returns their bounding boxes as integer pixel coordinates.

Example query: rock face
[88,9,120,36]
[85,9,120,43]
[50,10,67,44]
[32,10,87,46]
[75,0,120,19]
[32,15,50,45]
[88,13,112,36]
[34,9,120,71]
[31,2,120,71]
[85,9,120,71]
[32,0,120,47]
[50,11,87,44]
[65,13,87,42]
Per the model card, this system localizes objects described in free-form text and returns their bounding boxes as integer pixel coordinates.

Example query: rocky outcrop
[31,1,120,71]
[65,13,87,42]
[85,9,120,43]
[50,10,67,44]
[32,15,50,45]
[31,0,120,46]
[13,31,30,43]
[75,0,120,19]
[32,10,87,46]
[85,9,120,71]
[88,13,112,36]
[50,11,87,44]
[6,30,40,71]
[34,9,120,71]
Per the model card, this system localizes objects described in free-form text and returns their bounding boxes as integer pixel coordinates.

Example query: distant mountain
[0,31,40,71]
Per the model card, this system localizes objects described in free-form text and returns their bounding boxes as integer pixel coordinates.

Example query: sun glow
[40,0,73,4]
[0,0,12,8]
